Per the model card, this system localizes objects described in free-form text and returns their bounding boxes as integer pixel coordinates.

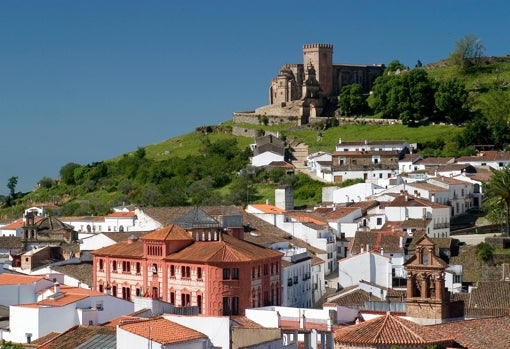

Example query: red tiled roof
[387,194,449,208]
[249,204,287,214]
[457,150,510,162]
[166,233,282,263]
[1,218,28,230]
[0,274,48,285]
[432,315,510,349]
[141,225,193,241]
[106,211,136,218]
[334,312,452,346]
[119,317,207,344]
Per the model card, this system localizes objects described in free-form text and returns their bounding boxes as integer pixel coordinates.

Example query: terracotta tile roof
[141,225,193,241]
[350,230,406,254]
[347,200,380,214]
[406,181,449,192]
[416,157,455,165]
[460,281,510,317]
[166,234,282,263]
[400,153,423,162]
[1,218,27,230]
[321,207,360,220]
[30,285,104,307]
[432,315,510,349]
[119,317,207,344]
[36,293,89,307]
[387,194,449,208]
[91,239,144,258]
[249,204,287,214]
[457,150,510,162]
[462,171,493,183]
[286,211,328,225]
[59,215,105,222]
[430,175,470,185]
[334,312,452,346]
[230,315,265,328]
[140,205,326,256]
[0,273,48,285]
[52,263,93,286]
[106,211,136,218]
[435,163,476,173]
[0,236,23,249]
[327,288,371,308]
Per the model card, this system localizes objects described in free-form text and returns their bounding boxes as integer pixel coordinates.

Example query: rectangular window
[232,268,239,280]
[222,297,230,315]
[223,268,231,280]
[197,267,202,279]
[232,297,239,315]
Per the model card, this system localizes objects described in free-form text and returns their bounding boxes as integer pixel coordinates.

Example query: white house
[335,139,409,153]
[337,252,393,289]
[331,183,385,205]
[427,176,475,216]
[274,245,312,308]
[456,150,510,170]
[251,151,285,167]
[398,153,423,173]
[5,283,134,343]
[0,274,54,307]
[384,194,450,238]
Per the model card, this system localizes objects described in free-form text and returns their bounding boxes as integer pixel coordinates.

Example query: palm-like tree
[483,165,510,237]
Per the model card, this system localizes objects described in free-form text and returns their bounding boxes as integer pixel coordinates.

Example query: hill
[1,55,509,219]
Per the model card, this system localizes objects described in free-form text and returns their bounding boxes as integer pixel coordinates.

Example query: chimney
[54,282,60,294]
[380,247,384,255]
[399,236,403,248]
[299,312,306,329]
[327,316,332,331]
[276,311,281,327]
[338,137,342,144]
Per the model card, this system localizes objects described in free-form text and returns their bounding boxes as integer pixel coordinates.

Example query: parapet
[303,43,333,49]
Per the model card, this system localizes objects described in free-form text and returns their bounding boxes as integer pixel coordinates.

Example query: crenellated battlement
[303,43,333,49]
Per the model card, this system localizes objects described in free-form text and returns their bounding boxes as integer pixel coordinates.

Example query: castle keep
[235,44,384,124]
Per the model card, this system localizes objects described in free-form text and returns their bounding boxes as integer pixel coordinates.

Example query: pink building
[92,208,283,316]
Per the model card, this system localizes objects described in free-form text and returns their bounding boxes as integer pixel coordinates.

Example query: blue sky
[0,0,508,194]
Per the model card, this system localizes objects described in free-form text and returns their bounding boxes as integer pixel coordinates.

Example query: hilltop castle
[234,44,385,125]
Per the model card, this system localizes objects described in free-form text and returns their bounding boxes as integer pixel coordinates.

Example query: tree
[1,340,24,349]
[449,34,485,71]
[482,198,506,233]
[60,162,81,185]
[338,84,369,117]
[6,176,17,201]
[475,242,494,262]
[483,165,510,236]
[435,78,470,124]
[38,176,55,189]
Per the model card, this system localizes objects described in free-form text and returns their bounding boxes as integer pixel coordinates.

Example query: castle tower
[302,44,333,97]
[404,235,464,324]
